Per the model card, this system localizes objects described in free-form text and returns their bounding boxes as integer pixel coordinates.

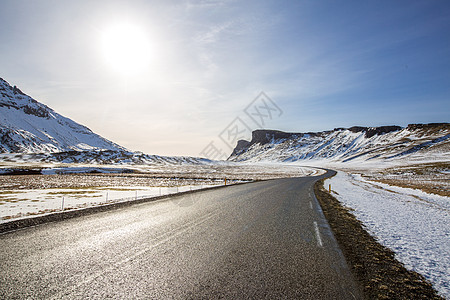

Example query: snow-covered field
[0,163,321,223]
[0,161,324,179]
[0,184,217,223]
[325,172,450,298]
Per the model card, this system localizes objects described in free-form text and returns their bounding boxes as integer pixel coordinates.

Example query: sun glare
[100,22,153,75]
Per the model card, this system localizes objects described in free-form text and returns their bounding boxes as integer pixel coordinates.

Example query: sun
[100,22,153,75]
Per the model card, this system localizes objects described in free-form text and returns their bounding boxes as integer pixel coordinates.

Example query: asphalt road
[0,171,362,299]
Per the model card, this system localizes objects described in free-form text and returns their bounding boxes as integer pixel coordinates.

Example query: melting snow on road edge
[325,171,450,298]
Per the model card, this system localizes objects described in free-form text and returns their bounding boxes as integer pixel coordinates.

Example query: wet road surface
[0,171,362,299]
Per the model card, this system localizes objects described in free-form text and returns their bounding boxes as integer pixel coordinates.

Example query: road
[0,171,362,299]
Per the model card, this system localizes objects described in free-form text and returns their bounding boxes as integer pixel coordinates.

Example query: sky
[1,0,449,157]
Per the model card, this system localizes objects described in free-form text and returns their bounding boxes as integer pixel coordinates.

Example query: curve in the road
[0,169,362,299]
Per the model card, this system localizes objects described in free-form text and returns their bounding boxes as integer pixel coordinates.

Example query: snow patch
[325,172,450,298]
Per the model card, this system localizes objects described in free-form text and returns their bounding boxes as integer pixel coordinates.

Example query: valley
[1,76,448,298]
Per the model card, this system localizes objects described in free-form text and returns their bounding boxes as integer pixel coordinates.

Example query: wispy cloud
[194,21,236,44]
[183,0,236,10]
[2,0,449,156]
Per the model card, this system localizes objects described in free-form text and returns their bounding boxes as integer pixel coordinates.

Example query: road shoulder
[314,176,443,299]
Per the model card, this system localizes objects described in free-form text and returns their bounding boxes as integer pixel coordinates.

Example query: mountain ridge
[229,123,450,164]
[0,77,212,166]
[0,77,126,154]
[2,77,448,166]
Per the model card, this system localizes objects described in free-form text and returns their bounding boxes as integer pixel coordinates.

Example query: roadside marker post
[61,197,65,210]
[329,184,331,193]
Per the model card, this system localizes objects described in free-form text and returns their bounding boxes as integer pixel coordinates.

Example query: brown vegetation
[367,162,449,197]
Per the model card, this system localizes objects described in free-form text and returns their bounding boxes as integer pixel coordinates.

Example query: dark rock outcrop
[348,126,401,138]
[407,123,449,131]
[22,104,51,118]
[250,130,302,145]
[231,139,251,157]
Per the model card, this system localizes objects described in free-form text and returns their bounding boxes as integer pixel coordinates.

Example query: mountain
[0,78,127,153]
[0,78,211,166]
[229,124,450,164]
[0,150,211,166]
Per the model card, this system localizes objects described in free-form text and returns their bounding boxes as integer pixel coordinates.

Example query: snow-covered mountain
[0,78,211,166]
[229,124,450,164]
[0,78,126,153]
[0,150,211,165]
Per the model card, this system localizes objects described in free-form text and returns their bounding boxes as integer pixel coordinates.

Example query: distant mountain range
[0,77,209,165]
[229,124,450,164]
[2,77,448,166]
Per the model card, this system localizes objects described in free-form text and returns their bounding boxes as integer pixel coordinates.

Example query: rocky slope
[0,78,211,166]
[0,78,127,153]
[229,124,450,164]
[0,150,210,165]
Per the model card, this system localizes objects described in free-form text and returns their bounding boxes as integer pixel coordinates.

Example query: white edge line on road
[313,221,323,247]
[309,201,313,209]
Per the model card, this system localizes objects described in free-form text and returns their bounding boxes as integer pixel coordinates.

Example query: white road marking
[313,221,323,247]
[309,201,313,209]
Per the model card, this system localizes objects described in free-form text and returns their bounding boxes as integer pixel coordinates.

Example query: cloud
[3,0,449,156]
[183,0,236,10]
[194,21,236,44]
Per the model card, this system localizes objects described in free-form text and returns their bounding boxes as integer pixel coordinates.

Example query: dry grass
[0,173,225,190]
[0,164,312,190]
[47,190,98,195]
[373,179,449,197]
[363,162,449,197]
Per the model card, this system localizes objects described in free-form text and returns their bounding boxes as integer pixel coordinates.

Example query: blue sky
[1,0,449,156]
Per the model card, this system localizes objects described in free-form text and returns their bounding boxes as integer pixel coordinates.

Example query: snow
[0,151,213,166]
[40,167,132,175]
[0,77,126,153]
[0,163,320,223]
[2,77,449,297]
[0,184,219,223]
[230,125,450,165]
[325,172,450,298]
